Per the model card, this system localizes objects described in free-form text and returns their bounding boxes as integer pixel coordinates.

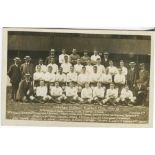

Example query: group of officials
[8,48,149,106]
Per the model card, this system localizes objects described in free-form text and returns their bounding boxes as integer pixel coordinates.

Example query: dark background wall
[7,31,151,69]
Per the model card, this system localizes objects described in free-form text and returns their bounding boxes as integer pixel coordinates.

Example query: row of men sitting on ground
[15,73,147,106]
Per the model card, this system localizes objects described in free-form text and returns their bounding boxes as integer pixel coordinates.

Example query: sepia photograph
[1,28,154,127]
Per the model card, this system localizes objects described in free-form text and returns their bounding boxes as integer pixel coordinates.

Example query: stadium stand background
[7,31,151,70]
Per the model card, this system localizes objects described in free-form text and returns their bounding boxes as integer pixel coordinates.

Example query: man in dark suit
[102,52,110,67]
[16,73,34,102]
[45,49,55,65]
[127,62,137,90]
[20,56,34,79]
[138,63,149,87]
[8,57,21,101]
[134,80,147,106]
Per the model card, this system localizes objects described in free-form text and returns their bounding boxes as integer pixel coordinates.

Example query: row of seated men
[15,73,147,106]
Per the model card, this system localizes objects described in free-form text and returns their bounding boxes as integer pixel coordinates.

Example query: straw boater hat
[50,49,55,52]
[139,63,145,67]
[136,79,142,84]
[103,51,109,55]
[24,56,31,60]
[129,62,136,66]
[13,57,21,61]
[38,58,43,61]
[24,73,31,77]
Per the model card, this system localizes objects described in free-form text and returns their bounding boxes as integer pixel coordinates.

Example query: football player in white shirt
[91,50,101,65]
[35,58,47,73]
[66,66,78,84]
[55,67,67,87]
[47,57,58,73]
[93,82,105,105]
[61,55,72,74]
[81,82,93,103]
[74,58,83,75]
[49,82,65,103]
[86,59,93,75]
[103,83,118,105]
[90,66,100,89]
[33,65,45,87]
[117,85,136,106]
[34,80,51,103]
[107,60,118,82]
[114,68,126,94]
[44,66,56,86]
[120,60,128,76]
[64,82,80,103]
[100,68,112,88]
[95,58,105,75]
[78,66,89,87]
[59,49,70,64]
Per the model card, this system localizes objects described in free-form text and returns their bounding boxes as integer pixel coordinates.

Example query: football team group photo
[4,28,152,125]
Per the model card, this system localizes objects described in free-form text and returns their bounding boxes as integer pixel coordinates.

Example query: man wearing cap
[35,58,47,73]
[59,49,70,64]
[45,49,55,65]
[127,62,137,90]
[90,50,101,65]
[20,56,34,78]
[81,50,90,65]
[69,48,80,65]
[16,73,34,102]
[134,80,147,106]
[138,63,149,87]
[102,51,110,67]
[8,57,21,101]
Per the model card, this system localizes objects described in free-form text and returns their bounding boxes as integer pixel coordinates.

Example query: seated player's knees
[116,98,120,102]
[64,96,67,100]
[94,97,98,100]
[30,95,35,100]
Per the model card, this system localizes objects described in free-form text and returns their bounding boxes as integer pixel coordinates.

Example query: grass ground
[6,87,149,124]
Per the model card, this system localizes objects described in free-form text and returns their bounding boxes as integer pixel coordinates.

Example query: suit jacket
[45,55,55,65]
[134,85,146,96]
[16,80,33,100]
[102,58,109,67]
[127,68,138,84]
[20,63,34,77]
[138,70,149,86]
[7,64,21,84]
